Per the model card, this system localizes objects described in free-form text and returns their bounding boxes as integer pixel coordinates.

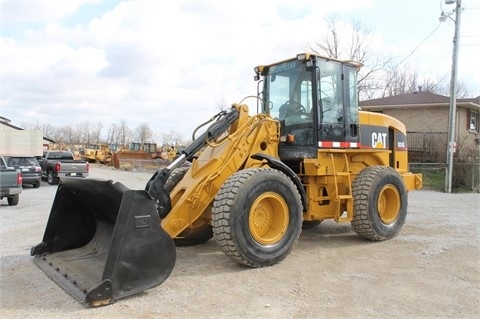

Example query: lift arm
[154,104,280,238]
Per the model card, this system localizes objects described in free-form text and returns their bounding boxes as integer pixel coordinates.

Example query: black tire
[173,224,214,247]
[212,168,302,267]
[164,166,213,246]
[32,181,41,188]
[8,195,19,206]
[351,166,408,241]
[163,166,190,192]
[47,170,59,185]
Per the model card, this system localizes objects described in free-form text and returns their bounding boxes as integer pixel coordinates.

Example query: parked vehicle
[5,156,42,188]
[37,150,89,185]
[0,156,22,205]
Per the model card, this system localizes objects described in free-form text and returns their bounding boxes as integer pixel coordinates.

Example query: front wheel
[212,168,302,267]
[351,166,408,241]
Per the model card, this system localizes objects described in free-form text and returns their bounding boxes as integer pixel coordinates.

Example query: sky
[1,0,479,141]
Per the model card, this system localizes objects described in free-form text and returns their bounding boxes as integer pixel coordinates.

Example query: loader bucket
[30,178,176,307]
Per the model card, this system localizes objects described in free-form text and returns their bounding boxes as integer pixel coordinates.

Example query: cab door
[316,60,359,145]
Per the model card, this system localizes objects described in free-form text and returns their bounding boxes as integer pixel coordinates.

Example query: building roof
[359,92,480,109]
[0,116,23,130]
[0,115,55,143]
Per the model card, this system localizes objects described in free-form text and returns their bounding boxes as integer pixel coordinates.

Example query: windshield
[264,60,312,124]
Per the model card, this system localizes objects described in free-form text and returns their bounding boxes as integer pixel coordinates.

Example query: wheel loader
[31,53,422,307]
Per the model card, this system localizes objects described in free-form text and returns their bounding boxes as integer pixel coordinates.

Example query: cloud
[1,0,89,24]
[1,0,478,142]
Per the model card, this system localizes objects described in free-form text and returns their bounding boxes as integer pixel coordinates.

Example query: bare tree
[309,16,394,99]
[134,122,153,145]
[309,16,472,100]
[381,66,420,97]
[216,98,228,111]
[106,123,117,144]
[13,118,200,150]
[50,126,65,144]
[92,122,104,143]
[18,120,41,130]
[75,121,91,144]
[433,81,471,98]
[381,65,471,98]
[161,129,185,147]
[61,125,75,144]
[42,124,57,141]
[117,120,131,147]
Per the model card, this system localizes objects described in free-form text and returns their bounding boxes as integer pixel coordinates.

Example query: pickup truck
[37,150,89,185]
[0,156,22,206]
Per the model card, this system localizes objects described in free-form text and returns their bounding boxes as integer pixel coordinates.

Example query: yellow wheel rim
[248,192,289,245]
[377,184,400,224]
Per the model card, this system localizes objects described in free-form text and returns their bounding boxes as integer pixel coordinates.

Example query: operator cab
[255,53,361,162]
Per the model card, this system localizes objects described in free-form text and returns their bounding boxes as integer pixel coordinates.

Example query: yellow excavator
[31,53,422,307]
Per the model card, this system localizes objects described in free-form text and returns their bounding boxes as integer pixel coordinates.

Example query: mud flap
[31,178,176,307]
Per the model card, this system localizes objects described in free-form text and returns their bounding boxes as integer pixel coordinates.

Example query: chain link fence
[409,162,480,192]
[116,158,171,172]
[407,132,448,163]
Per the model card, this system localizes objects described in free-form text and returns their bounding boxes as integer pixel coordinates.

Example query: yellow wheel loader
[31,53,422,307]
[81,143,111,163]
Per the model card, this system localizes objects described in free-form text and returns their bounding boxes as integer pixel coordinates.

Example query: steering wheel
[284,100,307,115]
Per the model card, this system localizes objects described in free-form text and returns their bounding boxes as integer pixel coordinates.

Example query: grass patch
[415,168,445,191]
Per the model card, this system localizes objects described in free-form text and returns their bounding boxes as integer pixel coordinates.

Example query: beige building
[359,92,480,162]
[0,116,54,152]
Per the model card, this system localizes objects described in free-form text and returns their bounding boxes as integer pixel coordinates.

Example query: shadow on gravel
[170,221,365,279]
[298,220,364,247]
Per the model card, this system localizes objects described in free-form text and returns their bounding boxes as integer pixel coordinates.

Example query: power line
[426,52,451,72]
[395,22,444,68]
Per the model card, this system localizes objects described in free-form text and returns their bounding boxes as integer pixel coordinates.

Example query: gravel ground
[1,164,479,318]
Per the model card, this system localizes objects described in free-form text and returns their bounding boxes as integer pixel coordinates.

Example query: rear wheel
[32,181,41,188]
[351,166,407,241]
[212,168,302,267]
[164,166,213,246]
[8,195,19,206]
[47,171,59,185]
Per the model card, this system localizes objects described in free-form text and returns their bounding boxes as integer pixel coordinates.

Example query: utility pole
[444,0,462,193]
